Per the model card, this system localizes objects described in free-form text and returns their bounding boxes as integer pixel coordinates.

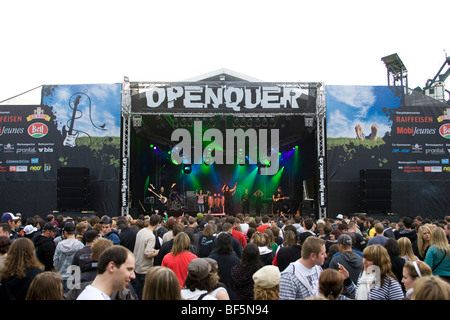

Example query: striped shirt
[344,275,404,300]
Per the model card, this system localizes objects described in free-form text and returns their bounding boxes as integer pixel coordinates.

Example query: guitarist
[272,186,285,215]
[149,183,176,215]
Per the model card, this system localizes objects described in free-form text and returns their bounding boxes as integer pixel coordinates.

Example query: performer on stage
[195,190,205,214]
[254,189,264,216]
[149,182,176,215]
[222,182,237,216]
[241,189,250,215]
[272,186,285,215]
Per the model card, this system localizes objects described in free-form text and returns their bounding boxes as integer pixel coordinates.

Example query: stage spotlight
[173,118,179,127]
[180,118,186,127]
[187,118,194,127]
[209,118,215,127]
[262,118,268,127]
[183,164,192,174]
[202,118,209,126]
[240,118,246,127]
[233,118,239,127]
[269,118,276,127]
[255,118,261,127]
[247,118,253,127]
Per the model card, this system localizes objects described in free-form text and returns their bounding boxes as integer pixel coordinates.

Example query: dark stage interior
[128,114,319,218]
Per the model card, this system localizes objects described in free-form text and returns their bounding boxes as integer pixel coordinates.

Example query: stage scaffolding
[120,77,327,218]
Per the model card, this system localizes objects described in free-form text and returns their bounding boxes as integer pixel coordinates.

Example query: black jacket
[33,235,56,271]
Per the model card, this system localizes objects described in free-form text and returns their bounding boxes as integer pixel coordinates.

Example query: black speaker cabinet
[360,169,391,212]
[57,167,91,211]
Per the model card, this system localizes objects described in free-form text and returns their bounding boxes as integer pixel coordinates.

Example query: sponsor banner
[0,84,122,185]
[131,82,318,114]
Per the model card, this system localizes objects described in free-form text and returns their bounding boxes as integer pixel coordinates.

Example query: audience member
[181,258,229,300]
[318,268,351,300]
[71,229,99,274]
[329,234,363,286]
[273,230,302,272]
[231,243,263,300]
[414,225,431,261]
[197,223,216,258]
[77,245,136,300]
[279,236,326,300]
[341,244,404,300]
[161,232,198,288]
[142,266,182,300]
[25,271,63,300]
[398,236,418,261]
[253,265,281,300]
[367,223,389,246]
[0,238,44,300]
[424,227,450,283]
[0,236,11,268]
[100,217,120,245]
[208,232,240,300]
[402,260,432,299]
[133,214,160,299]
[53,222,85,289]
[411,275,450,300]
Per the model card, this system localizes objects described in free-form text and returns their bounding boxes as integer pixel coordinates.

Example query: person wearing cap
[23,225,38,240]
[253,265,281,300]
[329,233,363,287]
[1,212,20,240]
[53,222,85,289]
[181,258,229,300]
[34,222,58,271]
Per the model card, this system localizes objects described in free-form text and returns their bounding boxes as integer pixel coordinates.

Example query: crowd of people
[0,209,450,301]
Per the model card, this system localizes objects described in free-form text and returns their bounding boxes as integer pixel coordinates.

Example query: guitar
[273,197,290,202]
[62,95,81,147]
[148,188,168,204]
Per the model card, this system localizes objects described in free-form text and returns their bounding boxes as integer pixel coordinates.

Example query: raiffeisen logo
[171,120,279,175]
[28,122,48,138]
[439,123,450,139]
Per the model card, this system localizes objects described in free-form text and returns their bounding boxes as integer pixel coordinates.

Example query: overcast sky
[1,0,449,102]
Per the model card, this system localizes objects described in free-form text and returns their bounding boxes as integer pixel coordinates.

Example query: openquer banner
[131,82,318,114]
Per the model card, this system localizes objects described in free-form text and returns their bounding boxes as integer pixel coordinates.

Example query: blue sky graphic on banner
[326,85,402,139]
[42,84,121,139]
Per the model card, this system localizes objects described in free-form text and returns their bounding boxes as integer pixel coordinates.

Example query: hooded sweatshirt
[329,250,363,285]
[34,234,56,271]
[53,238,85,280]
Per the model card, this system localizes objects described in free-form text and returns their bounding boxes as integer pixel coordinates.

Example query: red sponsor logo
[439,123,450,139]
[28,122,48,138]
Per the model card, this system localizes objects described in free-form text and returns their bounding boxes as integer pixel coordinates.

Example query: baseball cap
[1,212,19,223]
[188,258,212,280]
[43,222,59,232]
[337,234,353,246]
[252,265,281,289]
[23,225,38,235]
[63,222,76,232]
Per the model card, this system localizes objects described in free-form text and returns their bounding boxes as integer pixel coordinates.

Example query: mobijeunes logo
[171,121,279,175]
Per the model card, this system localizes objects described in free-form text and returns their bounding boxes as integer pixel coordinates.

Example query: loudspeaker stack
[360,169,391,213]
[57,167,91,212]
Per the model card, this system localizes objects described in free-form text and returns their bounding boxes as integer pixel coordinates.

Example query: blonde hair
[417,225,431,258]
[254,284,279,300]
[398,237,418,261]
[143,266,181,300]
[171,232,191,256]
[430,227,450,256]
[26,271,63,300]
[412,275,450,300]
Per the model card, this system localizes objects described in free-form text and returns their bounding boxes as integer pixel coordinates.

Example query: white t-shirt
[294,261,321,296]
[181,288,217,300]
[77,285,111,300]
